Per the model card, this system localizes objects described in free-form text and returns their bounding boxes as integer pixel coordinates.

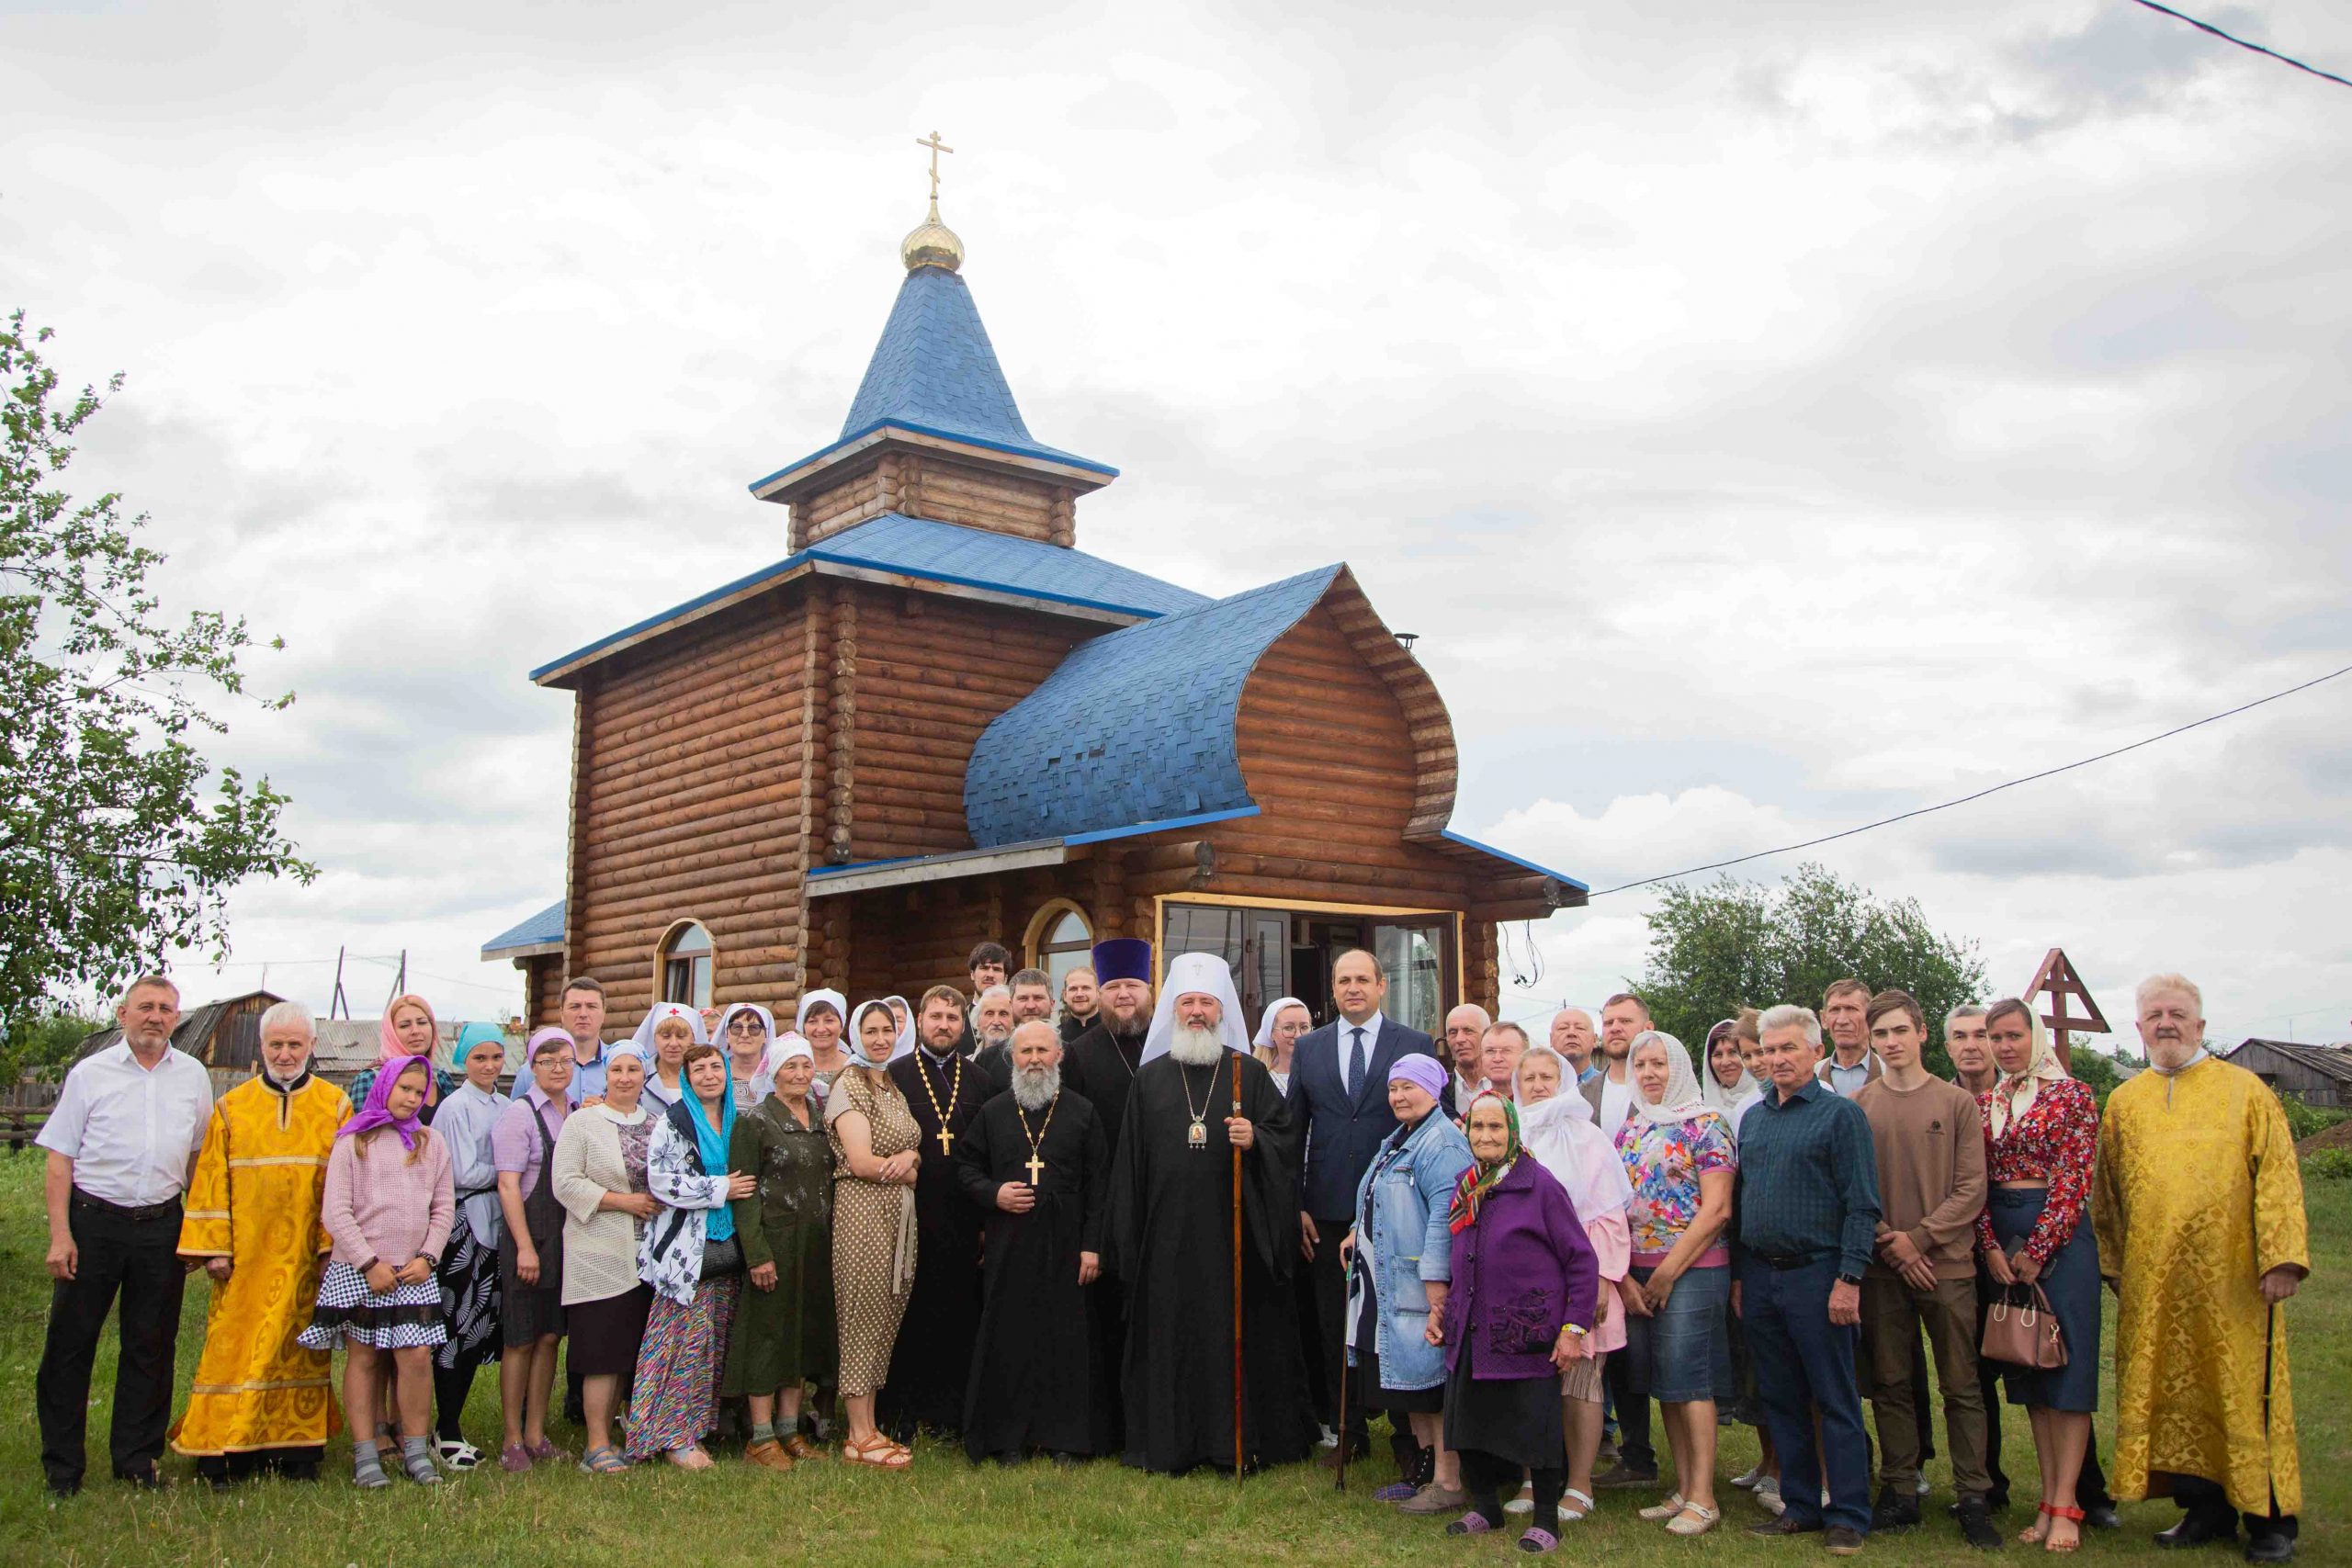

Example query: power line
[2128,0,2352,90]
[1587,659,2352,898]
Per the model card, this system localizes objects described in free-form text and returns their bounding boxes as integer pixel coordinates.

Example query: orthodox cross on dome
[901,130,966,273]
[916,130,954,202]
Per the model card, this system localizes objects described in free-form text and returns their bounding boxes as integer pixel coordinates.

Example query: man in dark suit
[1284,947,1438,1462]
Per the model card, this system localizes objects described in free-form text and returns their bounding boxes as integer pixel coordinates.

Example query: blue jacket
[1286,1016,1440,1220]
[1350,1109,1474,1392]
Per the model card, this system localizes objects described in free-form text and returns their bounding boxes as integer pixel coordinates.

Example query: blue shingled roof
[752,267,1114,491]
[481,898,565,957]
[964,567,1342,845]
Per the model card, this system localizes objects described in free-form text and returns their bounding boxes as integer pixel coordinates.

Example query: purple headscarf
[340,1055,432,1150]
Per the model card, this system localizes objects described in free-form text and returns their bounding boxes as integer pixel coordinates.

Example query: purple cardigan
[1443,1155,1600,1380]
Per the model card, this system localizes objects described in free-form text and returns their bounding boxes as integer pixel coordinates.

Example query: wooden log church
[483,172,1586,1040]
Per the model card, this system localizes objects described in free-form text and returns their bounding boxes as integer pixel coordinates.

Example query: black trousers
[2169,1472,2297,1541]
[434,1352,494,1443]
[1462,1447,1566,1530]
[37,1193,187,1492]
[1603,1280,1656,1472]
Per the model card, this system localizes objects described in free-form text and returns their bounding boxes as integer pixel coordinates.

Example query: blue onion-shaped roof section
[481,898,565,957]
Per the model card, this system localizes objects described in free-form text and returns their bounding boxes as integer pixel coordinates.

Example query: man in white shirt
[36,974,214,1495]
[1582,991,1645,1141]
[1442,1003,1490,1111]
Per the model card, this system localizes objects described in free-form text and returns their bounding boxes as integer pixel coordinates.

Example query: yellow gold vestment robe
[2092,1055,2308,1517]
[169,1073,345,1457]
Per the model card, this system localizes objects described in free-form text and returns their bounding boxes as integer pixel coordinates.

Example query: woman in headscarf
[797,989,853,1090]
[1344,1053,1475,1514]
[1514,1043,1632,1526]
[1425,1091,1598,1555]
[633,1001,704,1110]
[1975,998,2100,1552]
[300,1056,455,1488]
[718,1003,779,1106]
[1701,1016,1765,1137]
[1252,997,1312,1095]
[625,1041,754,1469]
[551,1039,660,1475]
[429,1023,510,1470]
[1612,1030,1736,1536]
[1700,1010,1779,1508]
[723,1035,836,1471]
[492,1027,573,1472]
[826,998,921,1468]
[346,994,459,1120]
[882,996,916,1064]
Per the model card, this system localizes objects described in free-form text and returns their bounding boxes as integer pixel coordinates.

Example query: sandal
[1516,1528,1560,1554]
[782,1433,825,1461]
[577,1446,630,1475]
[498,1443,531,1474]
[2020,1503,2053,1545]
[2043,1504,2085,1554]
[665,1445,714,1471]
[435,1438,482,1472]
[842,1434,913,1469]
[526,1438,566,1463]
[1639,1492,1689,1522]
[1444,1512,1496,1536]
[1505,1481,1535,1516]
[1559,1488,1595,1523]
[1667,1502,1722,1538]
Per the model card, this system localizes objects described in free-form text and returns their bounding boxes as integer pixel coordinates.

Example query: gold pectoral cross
[1024,1152,1046,1185]
[936,1125,956,1156]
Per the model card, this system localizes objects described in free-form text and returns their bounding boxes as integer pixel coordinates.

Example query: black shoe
[2083,1505,2121,1530]
[1750,1515,1826,1538]
[1871,1486,1921,1532]
[2157,1516,2241,1551]
[1956,1499,2003,1551]
[1595,1461,1660,1490]
[45,1480,81,1501]
[1826,1525,1867,1556]
[2245,1534,2295,1564]
[115,1467,166,1491]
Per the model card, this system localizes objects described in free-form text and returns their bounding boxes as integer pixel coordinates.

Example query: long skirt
[434,1212,502,1371]
[624,1276,741,1459]
[1443,1338,1565,1472]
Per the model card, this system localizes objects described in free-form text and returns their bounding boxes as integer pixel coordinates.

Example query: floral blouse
[1975,1076,2097,1268]
[1613,1111,1736,1266]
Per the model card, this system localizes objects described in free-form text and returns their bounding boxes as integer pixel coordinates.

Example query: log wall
[792,449,1079,551]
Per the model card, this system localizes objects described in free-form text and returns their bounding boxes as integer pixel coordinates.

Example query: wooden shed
[2222,1038,2352,1108]
[484,198,1585,1041]
[76,988,285,1075]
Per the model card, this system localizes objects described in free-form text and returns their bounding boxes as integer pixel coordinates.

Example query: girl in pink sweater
[300,1056,456,1487]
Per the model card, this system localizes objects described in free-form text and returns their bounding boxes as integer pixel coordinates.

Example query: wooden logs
[1136,840,1216,876]
[828,585,857,863]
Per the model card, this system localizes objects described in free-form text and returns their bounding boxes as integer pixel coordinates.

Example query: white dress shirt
[1337,1010,1385,1097]
[1598,1073,1634,1140]
[37,1043,213,1207]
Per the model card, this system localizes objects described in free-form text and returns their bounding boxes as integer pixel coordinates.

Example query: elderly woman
[718,1002,779,1105]
[552,1040,662,1474]
[1515,1042,1634,1525]
[492,1027,572,1472]
[827,998,922,1468]
[428,1024,510,1470]
[626,1042,755,1468]
[634,1001,703,1110]
[1613,1030,1736,1536]
[1429,1091,1600,1555]
[171,1000,348,1486]
[346,994,459,1119]
[798,988,853,1090]
[300,1056,455,1487]
[724,1036,836,1472]
[1343,1053,1476,1513]
[1977,998,2100,1553]
[1253,997,1312,1095]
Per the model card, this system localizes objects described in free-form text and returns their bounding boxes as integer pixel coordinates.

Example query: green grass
[0,1152,2344,1566]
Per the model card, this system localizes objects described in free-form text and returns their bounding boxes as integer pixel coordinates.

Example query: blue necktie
[1348,1027,1366,1097]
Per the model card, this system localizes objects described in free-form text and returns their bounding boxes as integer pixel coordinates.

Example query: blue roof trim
[481,898,565,956]
[1063,806,1260,846]
[529,514,1204,682]
[964,567,1342,846]
[1437,829,1589,894]
[805,807,1261,886]
[749,417,1117,495]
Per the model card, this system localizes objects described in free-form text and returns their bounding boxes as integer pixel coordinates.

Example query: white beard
[1012,1062,1061,1112]
[1169,1023,1224,1067]
[979,1029,1013,1051]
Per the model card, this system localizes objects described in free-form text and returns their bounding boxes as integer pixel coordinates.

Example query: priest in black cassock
[1062,935,1156,1444]
[1106,952,1316,1475]
[880,983,990,1440]
[956,1020,1109,1465]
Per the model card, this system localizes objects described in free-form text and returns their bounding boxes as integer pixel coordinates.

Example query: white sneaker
[1755,1482,1786,1517]
[1731,1464,1764,1490]
[1504,1483,1534,1516]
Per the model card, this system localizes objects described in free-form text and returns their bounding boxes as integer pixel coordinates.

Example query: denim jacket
[1350,1109,1475,1392]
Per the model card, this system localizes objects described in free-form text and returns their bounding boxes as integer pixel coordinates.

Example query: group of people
[30,950,2312,1562]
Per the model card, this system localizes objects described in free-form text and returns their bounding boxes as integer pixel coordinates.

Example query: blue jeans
[1740,1256,1870,1535]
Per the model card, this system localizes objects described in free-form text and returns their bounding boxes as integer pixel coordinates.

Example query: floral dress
[1613,1111,1736,1268]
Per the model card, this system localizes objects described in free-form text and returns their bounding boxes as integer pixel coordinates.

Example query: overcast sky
[6,0,2347,1048]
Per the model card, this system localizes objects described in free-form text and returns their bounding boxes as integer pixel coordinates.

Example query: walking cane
[1334,1261,1351,1494]
[1232,1054,1247,1484]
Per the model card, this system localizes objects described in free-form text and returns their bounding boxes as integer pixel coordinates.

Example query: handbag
[1980,1281,2067,1370]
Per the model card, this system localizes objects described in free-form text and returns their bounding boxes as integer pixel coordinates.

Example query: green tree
[1636,862,1987,1078]
[0,310,312,1057]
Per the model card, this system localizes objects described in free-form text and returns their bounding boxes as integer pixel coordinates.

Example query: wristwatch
[1837,1270,1863,1287]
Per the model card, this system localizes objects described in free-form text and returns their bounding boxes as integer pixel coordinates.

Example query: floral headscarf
[1448,1090,1525,1235]
[1988,1004,2066,1139]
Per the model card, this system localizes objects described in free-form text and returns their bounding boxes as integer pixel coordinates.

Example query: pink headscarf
[379,993,439,1066]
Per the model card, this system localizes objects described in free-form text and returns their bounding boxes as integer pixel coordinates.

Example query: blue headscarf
[684,1059,738,1243]
[452,1022,506,1069]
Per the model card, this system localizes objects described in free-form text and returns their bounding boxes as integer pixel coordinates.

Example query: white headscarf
[1627,1030,1712,1126]
[712,1002,774,1058]
[1253,997,1310,1050]
[881,995,917,1063]
[1699,1020,1764,1127]
[1988,1005,2066,1139]
[1514,1044,1632,1221]
[631,1001,707,1051]
[1141,953,1250,1065]
[829,999,903,1127]
[795,988,847,1037]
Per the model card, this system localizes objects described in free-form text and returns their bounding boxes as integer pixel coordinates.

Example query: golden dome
[900,197,964,273]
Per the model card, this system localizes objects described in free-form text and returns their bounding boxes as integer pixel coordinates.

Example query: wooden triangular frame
[2026,947,2110,1036]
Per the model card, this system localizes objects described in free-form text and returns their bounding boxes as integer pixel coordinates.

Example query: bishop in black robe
[955,1079,1110,1461]
[880,1039,990,1437]
[1107,1046,1314,1474]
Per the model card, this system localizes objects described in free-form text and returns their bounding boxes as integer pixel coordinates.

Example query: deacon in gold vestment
[170,1003,345,1483]
[2094,975,2309,1558]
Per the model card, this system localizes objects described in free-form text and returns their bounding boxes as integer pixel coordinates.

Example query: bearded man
[956,1021,1110,1465]
[970,986,1019,1092]
[1106,953,1312,1474]
[880,985,990,1439]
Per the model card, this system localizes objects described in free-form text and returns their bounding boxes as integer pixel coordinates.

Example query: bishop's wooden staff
[1232,1051,1245,1484]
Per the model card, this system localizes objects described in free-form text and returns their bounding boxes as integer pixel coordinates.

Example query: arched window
[1025,900,1093,991]
[660,920,714,1010]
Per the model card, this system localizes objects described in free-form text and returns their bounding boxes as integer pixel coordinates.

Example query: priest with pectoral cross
[955,1020,1110,1465]
[880,984,991,1440]
[1106,952,1316,1475]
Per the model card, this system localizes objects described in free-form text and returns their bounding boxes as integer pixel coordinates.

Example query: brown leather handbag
[1981,1281,2068,1369]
